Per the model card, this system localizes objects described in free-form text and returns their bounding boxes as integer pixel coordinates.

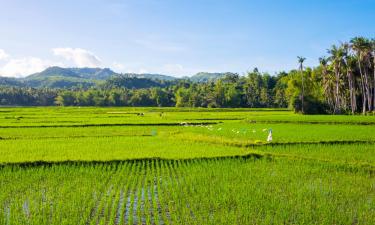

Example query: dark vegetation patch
[0,134,154,140]
[0,153,264,168]
[0,153,373,176]
[0,122,221,128]
[262,140,375,146]
[152,109,289,112]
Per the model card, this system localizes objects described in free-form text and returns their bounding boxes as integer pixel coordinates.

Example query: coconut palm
[371,39,375,111]
[350,37,372,114]
[327,45,345,114]
[319,56,334,111]
[297,56,306,113]
[342,43,357,114]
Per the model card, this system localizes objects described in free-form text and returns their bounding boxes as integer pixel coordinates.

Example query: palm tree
[350,37,371,114]
[327,45,345,114]
[297,56,306,114]
[371,39,375,111]
[319,56,333,111]
[342,43,357,114]
[319,57,328,90]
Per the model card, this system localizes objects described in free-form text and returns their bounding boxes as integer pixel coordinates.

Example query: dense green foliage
[0,70,287,108]
[102,76,174,89]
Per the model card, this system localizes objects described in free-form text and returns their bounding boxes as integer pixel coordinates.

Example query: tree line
[0,36,374,114]
[318,37,375,114]
[0,70,287,108]
[290,36,375,115]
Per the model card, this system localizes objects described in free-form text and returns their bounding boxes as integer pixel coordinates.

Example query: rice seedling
[0,107,374,224]
[0,159,373,224]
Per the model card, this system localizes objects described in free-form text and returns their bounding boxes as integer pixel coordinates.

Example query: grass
[258,143,375,165]
[0,136,251,163]
[0,106,374,224]
[174,122,375,143]
[0,159,373,225]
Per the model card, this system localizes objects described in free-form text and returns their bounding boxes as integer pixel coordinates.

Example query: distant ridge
[21,67,179,88]
[0,67,237,88]
[25,66,118,80]
[0,77,25,87]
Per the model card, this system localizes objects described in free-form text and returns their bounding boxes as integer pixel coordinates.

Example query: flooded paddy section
[0,158,374,225]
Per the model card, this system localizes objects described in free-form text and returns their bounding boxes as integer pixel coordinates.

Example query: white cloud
[0,49,9,60]
[0,47,104,77]
[0,57,57,77]
[52,48,102,67]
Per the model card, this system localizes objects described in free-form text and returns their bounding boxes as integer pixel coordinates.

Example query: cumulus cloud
[0,57,56,77]
[0,47,105,77]
[0,49,9,60]
[52,48,102,67]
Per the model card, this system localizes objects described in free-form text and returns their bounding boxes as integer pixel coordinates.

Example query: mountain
[21,67,118,88]
[20,67,179,88]
[23,76,99,89]
[189,72,233,82]
[0,67,238,89]
[26,66,118,80]
[69,68,117,80]
[0,77,25,87]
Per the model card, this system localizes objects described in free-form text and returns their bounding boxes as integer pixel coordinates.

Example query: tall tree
[342,43,357,114]
[371,39,375,111]
[351,37,370,114]
[319,56,334,111]
[297,56,306,113]
[327,45,345,114]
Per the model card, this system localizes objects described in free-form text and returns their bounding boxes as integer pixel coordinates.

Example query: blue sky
[0,0,374,77]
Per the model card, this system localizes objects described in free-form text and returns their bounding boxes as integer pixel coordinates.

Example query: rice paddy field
[0,107,374,224]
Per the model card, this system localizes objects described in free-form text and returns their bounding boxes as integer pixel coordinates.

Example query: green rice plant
[257,143,375,166]
[0,136,250,163]
[0,158,373,224]
[0,106,374,224]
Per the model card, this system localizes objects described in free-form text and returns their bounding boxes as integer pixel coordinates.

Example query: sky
[0,0,374,77]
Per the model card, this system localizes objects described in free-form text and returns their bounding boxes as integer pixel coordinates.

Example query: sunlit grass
[0,159,373,224]
[0,107,374,224]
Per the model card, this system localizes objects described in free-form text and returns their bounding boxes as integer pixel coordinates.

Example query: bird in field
[267,129,273,142]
